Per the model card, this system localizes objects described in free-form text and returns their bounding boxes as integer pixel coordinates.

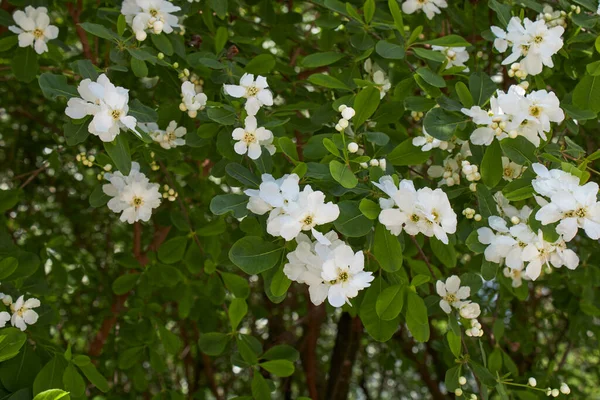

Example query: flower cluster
[374,176,457,244]
[284,232,374,307]
[102,162,162,224]
[180,81,208,118]
[0,294,40,332]
[65,74,138,142]
[335,105,356,132]
[121,0,181,41]
[491,16,564,76]
[436,276,483,337]
[364,60,391,99]
[533,163,600,241]
[224,73,274,116]
[232,116,275,160]
[432,46,469,70]
[9,6,58,55]
[401,0,448,20]
[245,174,340,241]
[140,120,187,149]
[461,84,564,147]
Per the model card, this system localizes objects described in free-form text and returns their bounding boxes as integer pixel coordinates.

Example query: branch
[67,0,95,64]
[300,299,326,400]
[326,313,363,400]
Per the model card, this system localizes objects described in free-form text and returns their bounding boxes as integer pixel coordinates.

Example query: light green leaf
[373,223,403,272]
[329,160,358,188]
[481,139,503,188]
[375,284,405,320]
[229,236,283,275]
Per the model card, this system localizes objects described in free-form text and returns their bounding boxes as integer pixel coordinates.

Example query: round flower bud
[104,164,112,172]
[179,103,188,112]
[136,30,147,41]
[335,124,343,132]
[338,118,349,129]
[158,52,165,60]
[458,376,467,386]
[360,162,368,169]
[338,104,347,112]
[469,183,477,192]
[460,303,481,319]
[341,107,356,120]
[560,384,570,395]
[183,68,190,77]
[447,50,456,58]
[528,377,537,387]
[173,62,179,69]
[546,388,552,396]
[551,389,559,397]
[188,110,197,118]
[446,177,455,186]
[474,214,482,222]
[470,395,477,400]
[153,20,164,34]
[379,159,387,170]
[347,142,359,153]
[511,216,521,225]
[369,159,379,167]
[508,130,518,139]
[454,388,463,396]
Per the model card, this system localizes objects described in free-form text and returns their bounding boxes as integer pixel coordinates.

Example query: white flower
[501,157,523,181]
[436,275,470,313]
[521,231,564,280]
[244,173,300,215]
[321,244,374,307]
[432,46,469,70]
[402,0,448,19]
[0,311,9,328]
[269,187,340,241]
[180,81,207,118]
[412,130,447,152]
[535,182,600,242]
[65,74,115,120]
[232,116,275,160]
[531,163,580,199]
[160,121,186,149]
[416,187,457,244]
[9,295,40,331]
[459,302,481,319]
[103,162,161,223]
[9,6,59,54]
[428,157,461,187]
[121,0,181,41]
[364,60,391,99]
[223,73,274,116]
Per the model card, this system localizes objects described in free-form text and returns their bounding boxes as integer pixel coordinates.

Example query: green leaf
[475,184,497,219]
[0,328,27,362]
[445,365,462,392]
[447,331,462,358]
[455,82,473,108]
[423,108,468,141]
[262,345,299,362]
[279,137,299,161]
[375,284,405,320]
[129,99,158,123]
[229,298,248,330]
[159,326,183,355]
[210,194,248,218]
[430,237,457,269]
[363,0,375,23]
[130,57,148,78]
[0,189,20,213]
[416,67,446,88]
[199,332,230,356]
[307,74,351,91]
[388,0,405,33]
[209,0,228,19]
[103,135,131,175]
[269,267,291,297]
[79,22,120,41]
[225,163,260,188]
[481,259,498,281]
[468,360,497,386]
[33,390,71,400]
[207,107,237,125]
[573,74,600,113]
[229,236,283,275]
[334,201,374,238]
[359,198,380,220]
[89,185,110,208]
[500,136,537,164]
[39,73,78,100]
[353,86,381,128]
[112,273,140,295]
[251,373,271,400]
[469,71,496,106]
[33,356,68,396]
[360,278,400,342]
[406,291,430,342]
[221,272,251,298]
[78,363,109,392]
[421,35,471,47]
[151,33,174,56]
[0,257,18,280]
[329,160,358,188]
[0,36,18,52]
[12,47,38,83]
[373,223,403,272]
[245,54,276,75]
[481,139,503,188]
[158,236,188,264]
[413,47,447,62]
[387,138,431,166]
[375,40,405,59]
[63,364,85,398]
[215,26,229,53]
[302,52,345,68]
[117,14,127,36]
[260,360,295,377]
[489,0,512,27]
[64,121,90,146]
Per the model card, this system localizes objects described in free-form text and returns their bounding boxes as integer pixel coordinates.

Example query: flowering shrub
[2,0,600,399]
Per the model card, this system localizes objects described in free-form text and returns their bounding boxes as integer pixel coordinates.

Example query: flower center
[410,214,420,222]
[243,131,256,144]
[111,110,122,120]
[444,293,457,304]
[575,207,587,218]
[503,167,513,177]
[338,271,349,282]
[521,45,530,55]
[149,9,159,17]
[132,196,144,208]
[167,132,177,141]
[529,105,541,118]
[431,210,440,222]
[302,215,314,227]
[518,241,527,248]
[534,35,544,44]
[33,28,44,39]
[246,85,259,97]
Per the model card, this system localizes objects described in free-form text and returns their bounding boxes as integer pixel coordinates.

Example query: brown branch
[326,313,363,400]
[410,236,439,280]
[300,299,326,400]
[18,163,49,189]
[298,66,329,80]
[67,0,95,64]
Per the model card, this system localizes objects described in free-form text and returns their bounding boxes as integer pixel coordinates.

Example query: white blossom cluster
[0,293,40,332]
[491,16,564,76]
[401,0,448,20]
[65,74,138,142]
[140,120,186,149]
[121,0,181,41]
[180,81,208,118]
[533,163,600,241]
[364,60,391,99]
[461,84,564,147]
[102,162,162,224]
[283,232,374,307]
[335,105,356,132]
[224,73,274,116]
[9,6,58,54]
[436,275,483,337]
[245,174,340,241]
[432,46,469,71]
[374,176,457,244]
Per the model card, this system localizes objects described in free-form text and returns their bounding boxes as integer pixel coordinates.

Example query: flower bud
[173,62,179,69]
[347,142,359,153]
[153,20,164,34]
[338,104,347,112]
[188,110,197,118]
[158,52,165,60]
[369,159,379,167]
[474,214,482,222]
[455,388,463,396]
[508,130,518,139]
[338,118,349,128]
[458,376,467,386]
[341,107,356,120]
[335,124,343,132]
[511,216,520,225]
[360,162,368,169]
[179,103,187,112]
[560,384,570,394]
[136,30,147,41]
[551,389,559,397]
[528,377,537,387]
